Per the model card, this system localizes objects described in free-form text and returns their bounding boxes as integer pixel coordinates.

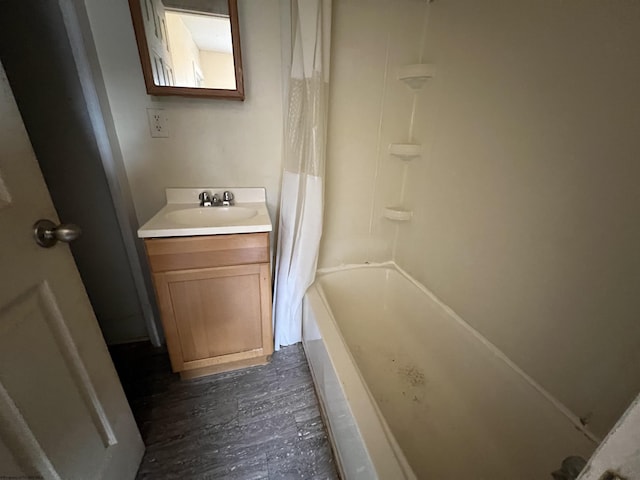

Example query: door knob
[33,219,82,248]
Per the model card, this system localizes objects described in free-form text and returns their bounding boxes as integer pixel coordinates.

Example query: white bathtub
[302,263,598,479]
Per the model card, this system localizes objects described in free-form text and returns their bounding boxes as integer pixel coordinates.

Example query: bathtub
[302,263,598,479]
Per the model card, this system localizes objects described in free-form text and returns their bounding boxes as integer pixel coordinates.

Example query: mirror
[128,0,244,100]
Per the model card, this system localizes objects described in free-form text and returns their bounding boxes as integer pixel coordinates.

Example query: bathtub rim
[306,262,417,480]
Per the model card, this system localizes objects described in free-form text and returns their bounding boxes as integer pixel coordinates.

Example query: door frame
[0,0,163,346]
[49,0,163,346]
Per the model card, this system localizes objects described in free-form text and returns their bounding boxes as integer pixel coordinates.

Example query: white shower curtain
[273,0,331,350]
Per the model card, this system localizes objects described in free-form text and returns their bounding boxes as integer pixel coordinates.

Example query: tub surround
[320,0,640,440]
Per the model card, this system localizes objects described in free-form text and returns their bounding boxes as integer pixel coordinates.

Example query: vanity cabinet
[144,232,273,379]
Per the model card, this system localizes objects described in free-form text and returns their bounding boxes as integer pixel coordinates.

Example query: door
[0,62,143,479]
[578,395,640,480]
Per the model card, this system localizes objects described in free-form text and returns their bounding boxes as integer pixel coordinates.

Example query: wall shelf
[389,143,421,160]
[397,63,435,90]
[383,207,413,222]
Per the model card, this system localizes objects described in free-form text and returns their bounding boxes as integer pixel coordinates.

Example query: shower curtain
[273,0,331,350]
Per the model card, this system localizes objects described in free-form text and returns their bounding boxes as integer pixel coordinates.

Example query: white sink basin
[165,206,258,227]
[137,188,272,238]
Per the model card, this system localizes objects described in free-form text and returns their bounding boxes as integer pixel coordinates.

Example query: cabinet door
[153,263,273,372]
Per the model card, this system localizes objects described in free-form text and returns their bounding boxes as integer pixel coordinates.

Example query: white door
[0,62,144,479]
[578,395,640,480]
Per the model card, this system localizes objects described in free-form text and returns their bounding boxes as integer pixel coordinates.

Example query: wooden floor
[109,342,339,480]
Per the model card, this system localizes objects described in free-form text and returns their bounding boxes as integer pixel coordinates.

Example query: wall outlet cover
[147,108,169,138]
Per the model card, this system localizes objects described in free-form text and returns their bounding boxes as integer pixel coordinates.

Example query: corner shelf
[389,143,421,160]
[397,63,436,90]
[383,207,413,222]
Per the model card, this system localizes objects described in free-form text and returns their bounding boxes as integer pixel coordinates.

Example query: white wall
[83,0,283,226]
[322,0,640,441]
[200,50,236,89]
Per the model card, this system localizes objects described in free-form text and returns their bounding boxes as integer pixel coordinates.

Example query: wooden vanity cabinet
[144,232,273,379]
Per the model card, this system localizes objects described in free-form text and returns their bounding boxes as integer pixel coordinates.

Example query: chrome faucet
[199,190,230,207]
[199,191,212,207]
[222,191,234,206]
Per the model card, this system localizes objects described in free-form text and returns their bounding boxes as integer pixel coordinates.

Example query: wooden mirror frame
[128,0,244,100]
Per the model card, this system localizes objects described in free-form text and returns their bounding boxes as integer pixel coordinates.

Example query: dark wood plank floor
[109,342,339,480]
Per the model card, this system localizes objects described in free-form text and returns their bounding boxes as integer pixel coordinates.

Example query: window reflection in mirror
[139,0,236,90]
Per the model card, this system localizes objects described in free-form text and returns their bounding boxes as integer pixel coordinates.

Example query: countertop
[137,187,273,238]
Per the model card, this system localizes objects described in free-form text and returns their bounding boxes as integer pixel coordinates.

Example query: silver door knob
[33,219,82,248]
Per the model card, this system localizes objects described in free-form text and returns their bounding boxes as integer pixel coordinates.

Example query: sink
[165,207,258,227]
[137,188,272,238]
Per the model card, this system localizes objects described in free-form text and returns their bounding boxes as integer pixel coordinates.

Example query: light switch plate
[147,108,169,138]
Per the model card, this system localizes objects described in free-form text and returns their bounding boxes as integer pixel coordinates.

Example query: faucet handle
[199,191,212,207]
[222,191,234,206]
